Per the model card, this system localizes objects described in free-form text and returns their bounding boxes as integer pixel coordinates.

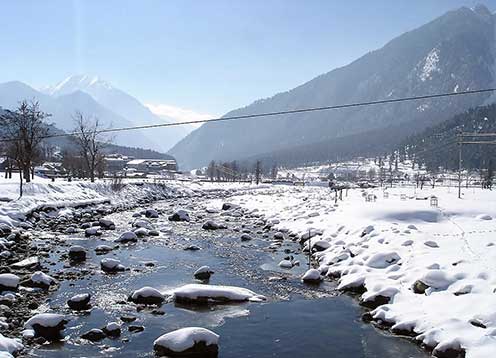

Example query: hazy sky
[1,0,495,119]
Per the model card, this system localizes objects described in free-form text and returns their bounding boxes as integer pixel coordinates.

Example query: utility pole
[458,132,462,199]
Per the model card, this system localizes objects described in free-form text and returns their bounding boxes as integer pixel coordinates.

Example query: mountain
[169,5,496,169]
[401,104,496,172]
[0,76,190,153]
[43,75,190,151]
[0,81,161,151]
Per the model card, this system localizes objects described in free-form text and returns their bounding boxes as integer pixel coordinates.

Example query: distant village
[0,153,178,180]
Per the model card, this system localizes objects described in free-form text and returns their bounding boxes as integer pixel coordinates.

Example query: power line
[0,87,495,144]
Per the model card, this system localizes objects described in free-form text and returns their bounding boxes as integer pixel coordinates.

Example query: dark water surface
[28,199,427,358]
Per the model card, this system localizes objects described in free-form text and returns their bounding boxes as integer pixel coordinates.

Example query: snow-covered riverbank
[0,177,264,228]
[216,185,496,358]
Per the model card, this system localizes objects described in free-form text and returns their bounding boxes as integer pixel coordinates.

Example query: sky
[1,0,495,121]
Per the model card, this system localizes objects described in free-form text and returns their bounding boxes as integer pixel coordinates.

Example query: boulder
[301,269,322,284]
[115,231,138,244]
[81,328,106,341]
[100,258,126,273]
[11,256,40,270]
[153,327,219,357]
[0,274,20,292]
[67,293,91,311]
[145,209,159,218]
[68,245,86,261]
[169,210,190,222]
[102,322,121,337]
[194,266,214,280]
[24,271,57,290]
[24,313,68,341]
[202,221,226,230]
[98,218,116,230]
[129,287,165,305]
[85,227,102,237]
[240,234,252,241]
[95,245,113,254]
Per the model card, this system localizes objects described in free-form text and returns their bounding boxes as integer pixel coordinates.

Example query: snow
[0,334,22,355]
[0,274,20,290]
[153,327,219,353]
[25,313,66,328]
[69,293,90,302]
[131,287,164,300]
[419,48,440,81]
[302,269,321,282]
[215,184,496,357]
[171,284,266,303]
[365,251,401,269]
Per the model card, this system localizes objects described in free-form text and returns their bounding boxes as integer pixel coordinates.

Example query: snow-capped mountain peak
[43,74,113,96]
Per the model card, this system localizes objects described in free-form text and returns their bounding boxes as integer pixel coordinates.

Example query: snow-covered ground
[2,175,496,357]
[207,185,496,358]
[0,176,265,227]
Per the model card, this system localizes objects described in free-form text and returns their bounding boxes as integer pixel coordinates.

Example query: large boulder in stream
[129,287,165,305]
[24,313,68,341]
[153,327,219,357]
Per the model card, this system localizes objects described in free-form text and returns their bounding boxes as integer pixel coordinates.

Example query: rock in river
[24,313,68,341]
[153,327,219,357]
[67,293,91,311]
[129,287,165,305]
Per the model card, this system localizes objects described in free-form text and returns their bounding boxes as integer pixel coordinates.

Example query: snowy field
[211,185,496,358]
[1,176,496,357]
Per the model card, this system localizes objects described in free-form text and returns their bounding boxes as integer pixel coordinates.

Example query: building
[126,159,177,174]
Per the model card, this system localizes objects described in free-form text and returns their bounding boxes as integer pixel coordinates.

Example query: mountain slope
[169,5,496,169]
[0,82,160,151]
[44,75,190,151]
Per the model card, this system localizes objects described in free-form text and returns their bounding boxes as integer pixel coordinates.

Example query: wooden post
[458,133,462,199]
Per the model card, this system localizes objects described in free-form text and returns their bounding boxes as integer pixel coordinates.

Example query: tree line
[200,160,278,184]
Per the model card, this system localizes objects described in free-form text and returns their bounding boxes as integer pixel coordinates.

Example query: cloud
[145,103,216,128]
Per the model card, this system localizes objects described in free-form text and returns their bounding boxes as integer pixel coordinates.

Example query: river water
[27,197,427,358]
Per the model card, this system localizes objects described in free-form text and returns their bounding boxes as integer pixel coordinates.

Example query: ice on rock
[153,327,219,357]
[172,284,266,303]
[365,251,401,269]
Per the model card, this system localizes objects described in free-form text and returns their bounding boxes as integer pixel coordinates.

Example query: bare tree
[71,112,110,183]
[0,100,50,196]
[254,160,262,185]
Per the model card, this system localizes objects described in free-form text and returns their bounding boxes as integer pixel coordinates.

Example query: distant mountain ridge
[169,4,496,169]
[0,75,190,153]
